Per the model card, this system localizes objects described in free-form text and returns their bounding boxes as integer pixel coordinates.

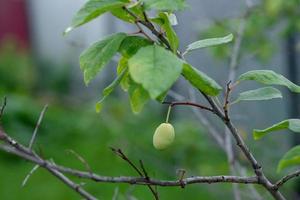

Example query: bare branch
[111,148,144,177]
[66,149,92,174]
[29,104,48,150]
[0,142,259,187]
[111,148,159,200]
[139,160,149,180]
[162,101,214,112]
[46,166,98,200]
[274,169,300,190]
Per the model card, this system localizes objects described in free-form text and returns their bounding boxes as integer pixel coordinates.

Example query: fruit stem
[166,105,172,123]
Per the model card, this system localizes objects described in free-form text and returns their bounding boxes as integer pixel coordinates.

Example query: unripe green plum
[153,123,175,150]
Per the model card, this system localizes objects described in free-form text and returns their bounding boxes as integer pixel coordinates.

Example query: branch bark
[0,139,260,185]
[274,169,300,190]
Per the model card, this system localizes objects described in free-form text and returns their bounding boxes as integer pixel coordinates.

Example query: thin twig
[112,187,119,200]
[224,2,262,198]
[274,169,300,190]
[122,6,171,50]
[177,169,186,188]
[162,101,214,112]
[66,149,92,174]
[21,164,40,187]
[139,160,149,180]
[111,148,159,200]
[29,104,48,150]
[111,148,143,176]
[0,132,98,200]
[223,81,232,121]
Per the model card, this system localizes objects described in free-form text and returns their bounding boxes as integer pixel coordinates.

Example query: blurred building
[0,0,30,48]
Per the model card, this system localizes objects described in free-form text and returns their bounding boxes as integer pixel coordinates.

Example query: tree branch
[274,169,300,190]
[0,119,98,200]
[0,143,259,186]
[202,92,286,200]
[111,148,159,200]
[163,101,214,112]
[122,6,171,50]
[0,131,259,187]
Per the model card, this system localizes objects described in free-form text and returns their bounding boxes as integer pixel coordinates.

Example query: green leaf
[80,33,127,85]
[253,119,300,140]
[118,36,152,58]
[117,57,130,91]
[96,67,128,113]
[182,63,222,96]
[158,12,179,52]
[238,70,300,93]
[64,0,130,34]
[277,145,300,172]
[95,101,104,113]
[128,45,183,99]
[141,0,187,11]
[129,82,150,114]
[232,87,282,104]
[184,34,234,55]
[156,91,168,103]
